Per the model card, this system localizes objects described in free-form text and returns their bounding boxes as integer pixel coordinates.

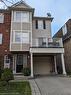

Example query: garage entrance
[33,54,54,76]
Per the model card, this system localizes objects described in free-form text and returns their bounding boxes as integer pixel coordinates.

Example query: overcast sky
[0,0,71,36]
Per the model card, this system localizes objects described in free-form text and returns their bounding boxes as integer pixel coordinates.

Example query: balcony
[32,38,63,47]
[30,38,64,53]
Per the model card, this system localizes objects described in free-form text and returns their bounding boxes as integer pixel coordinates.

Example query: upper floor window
[14,11,29,22]
[36,20,46,29]
[0,13,4,23]
[15,32,21,42]
[22,32,29,43]
[38,20,43,29]
[22,12,29,22]
[0,33,3,44]
[15,11,21,22]
[13,31,29,43]
[62,24,67,36]
[38,37,47,47]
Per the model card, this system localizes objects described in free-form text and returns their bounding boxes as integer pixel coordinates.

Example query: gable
[11,1,32,9]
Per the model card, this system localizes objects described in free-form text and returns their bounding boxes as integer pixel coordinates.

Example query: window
[0,13,4,23]
[4,55,10,64]
[4,55,10,68]
[14,31,29,43]
[15,32,21,42]
[14,11,29,22]
[35,20,46,29]
[62,24,67,35]
[38,20,43,29]
[22,33,29,43]
[22,12,29,22]
[15,11,21,22]
[38,37,47,47]
[0,34,2,44]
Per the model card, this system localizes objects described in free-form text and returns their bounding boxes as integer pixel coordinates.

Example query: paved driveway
[34,76,71,95]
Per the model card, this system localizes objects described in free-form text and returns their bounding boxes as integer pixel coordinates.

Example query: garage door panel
[34,56,52,75]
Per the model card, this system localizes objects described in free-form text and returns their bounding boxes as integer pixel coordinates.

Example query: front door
[16,54,23,73]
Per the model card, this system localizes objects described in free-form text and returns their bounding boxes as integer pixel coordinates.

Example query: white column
[54,55,58,74]
[31,53,34,77]
[13,55,15,74]
[61,54,66,75]
[13,55,16,74]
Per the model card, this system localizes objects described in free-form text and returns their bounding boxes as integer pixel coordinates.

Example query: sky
[0,0,71,36]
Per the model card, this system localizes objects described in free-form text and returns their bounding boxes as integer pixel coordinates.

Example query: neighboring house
[53,19,71,73]
[0,1,66,77]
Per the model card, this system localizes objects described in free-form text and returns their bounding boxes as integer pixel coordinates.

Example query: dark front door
[16,54,23,73]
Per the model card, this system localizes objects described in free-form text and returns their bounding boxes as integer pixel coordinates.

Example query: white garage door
[34,56,52,75]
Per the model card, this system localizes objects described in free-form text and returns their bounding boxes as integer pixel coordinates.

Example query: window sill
[12,42,29,44]
[35,29,46,30]
[12,21,30,23]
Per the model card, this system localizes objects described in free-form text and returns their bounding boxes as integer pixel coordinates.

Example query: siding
[10,11,32,51]
[12,22,31,30]
[64,38,71,72]
[32,20,51,38]
[32,19,52,46]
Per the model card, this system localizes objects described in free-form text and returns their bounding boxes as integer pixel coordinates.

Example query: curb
[29,79,41,95]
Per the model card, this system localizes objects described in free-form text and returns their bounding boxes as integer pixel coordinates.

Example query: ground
[34,76,71,95]
[0,81,31,95]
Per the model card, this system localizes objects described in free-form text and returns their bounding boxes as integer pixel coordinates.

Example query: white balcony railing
[32,38,63,48]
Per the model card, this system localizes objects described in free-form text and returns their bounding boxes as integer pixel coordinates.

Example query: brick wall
[0,11,11,55]
[0,11,11,68]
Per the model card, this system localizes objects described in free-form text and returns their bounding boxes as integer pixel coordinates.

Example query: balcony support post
[54,55,58,74]
[61,54,66,75]
[31,53,34,77]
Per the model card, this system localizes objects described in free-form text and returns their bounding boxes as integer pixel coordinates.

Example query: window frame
[13,11,29,22]
[0,33,3,45]
[38,37,47,47]
[4,55,10,64]
[0,13,4,23]
[13,31,29,44]
[38,20,43,30]
[62,24,67,36]
[14,32,21,43]
[36,20,46,30]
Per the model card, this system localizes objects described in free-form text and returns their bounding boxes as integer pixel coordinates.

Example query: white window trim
[38,20,43,30]
[13,11,29,23]
[62,24,67,36]
[13,30,29,44]
[4,55,10,64]
[0,13,4,23]
[38,37,48,47]
[4,55,10,68]
[0,33,3,44]
[13,31,21,44]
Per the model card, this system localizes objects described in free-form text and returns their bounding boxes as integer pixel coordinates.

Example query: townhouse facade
[54,19,71,73]
[0,1,66,77]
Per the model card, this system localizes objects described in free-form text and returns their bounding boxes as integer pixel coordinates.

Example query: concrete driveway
[34,76,71,95]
